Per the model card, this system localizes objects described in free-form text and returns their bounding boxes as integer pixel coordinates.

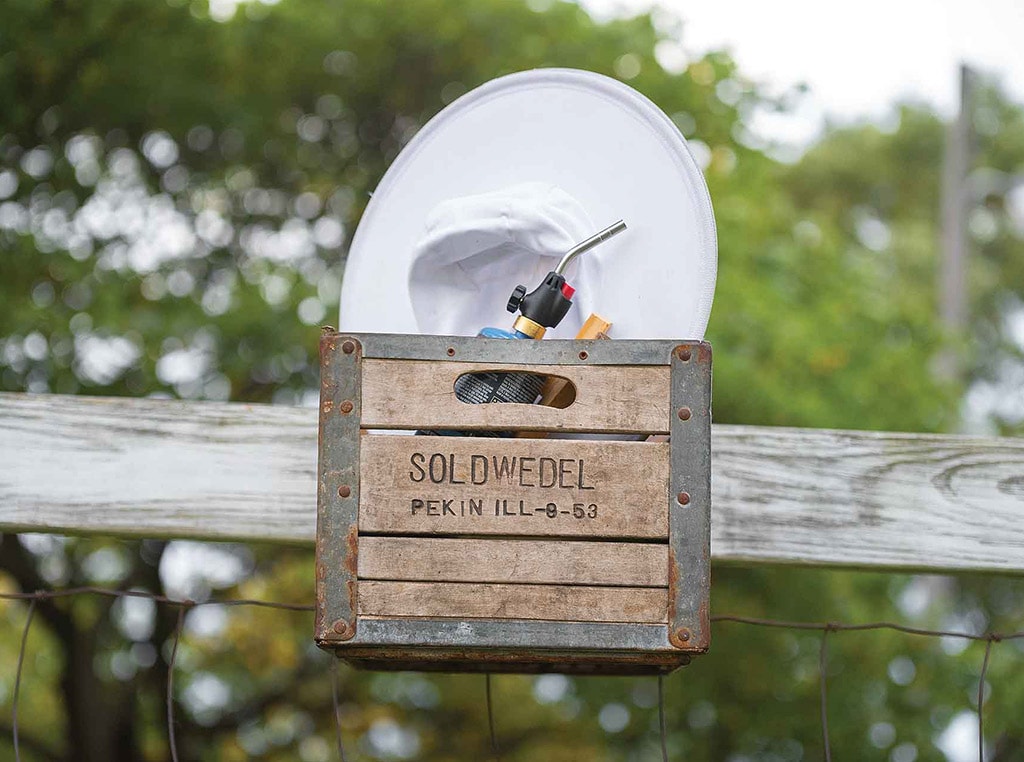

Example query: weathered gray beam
[1,392,1022,574]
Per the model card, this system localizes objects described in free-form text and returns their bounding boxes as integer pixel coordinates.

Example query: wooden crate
[314,332,711,674]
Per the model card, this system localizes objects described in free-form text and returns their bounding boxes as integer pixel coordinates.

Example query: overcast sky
[580,0,1024,146]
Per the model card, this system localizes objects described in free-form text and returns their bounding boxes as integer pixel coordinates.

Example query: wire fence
[2,586,1021,762]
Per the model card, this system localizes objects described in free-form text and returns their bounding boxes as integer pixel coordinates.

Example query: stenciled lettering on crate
[360,435,669,539]
[315,332,712,675]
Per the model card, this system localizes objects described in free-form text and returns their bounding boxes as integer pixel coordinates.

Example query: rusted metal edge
[315,334,362,643]
[327,617,705,653]
[667,342,712,651]
[330,331,703,366]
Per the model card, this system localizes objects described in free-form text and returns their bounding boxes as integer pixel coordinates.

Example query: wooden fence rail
[1,392,1022,574]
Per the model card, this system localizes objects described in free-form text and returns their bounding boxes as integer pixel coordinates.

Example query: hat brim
[340,68,717,340]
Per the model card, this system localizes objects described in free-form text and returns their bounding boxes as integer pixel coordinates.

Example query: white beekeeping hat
[339,68,717,340]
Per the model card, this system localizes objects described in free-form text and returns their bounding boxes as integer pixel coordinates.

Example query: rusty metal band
[348,619,679,650]
[315,334,362,643]
[667,342,712,650]
[348,332,684,366]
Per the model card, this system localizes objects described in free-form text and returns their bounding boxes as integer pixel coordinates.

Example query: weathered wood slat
[358,536,669,587]
[2,393,1024,574]
[0,393,316,543]
[360,359,670,433]
[357,581,667,623]
[711,425,1024,572]
[359,434,668,539]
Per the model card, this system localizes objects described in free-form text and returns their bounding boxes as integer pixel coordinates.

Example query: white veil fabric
[408,182,599,338]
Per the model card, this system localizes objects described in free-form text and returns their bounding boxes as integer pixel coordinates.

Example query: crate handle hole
[453,372,577,409]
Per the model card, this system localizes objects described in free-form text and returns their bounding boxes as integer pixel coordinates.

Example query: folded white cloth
[409,182,599,338]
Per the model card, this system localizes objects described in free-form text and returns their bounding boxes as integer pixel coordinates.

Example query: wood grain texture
[0,392,317,543]
[360,359,670,433]
[359,434,669,539]
[537,314,613,409]
[711,424,1024,571]
[357,580,667,623]
[358,536,669,586]
[3,393,1024,574]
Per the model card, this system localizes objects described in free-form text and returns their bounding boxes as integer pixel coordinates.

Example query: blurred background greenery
[1,0,1023,760]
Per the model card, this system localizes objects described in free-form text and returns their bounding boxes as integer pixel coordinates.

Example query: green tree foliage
[780,94,1024,435]
[1,0,1023,760]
